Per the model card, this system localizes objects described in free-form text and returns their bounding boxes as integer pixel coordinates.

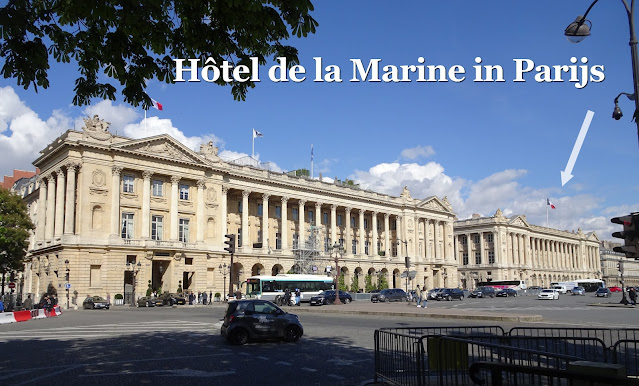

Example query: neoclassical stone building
[21,116,458,305]
[454,211,601,289]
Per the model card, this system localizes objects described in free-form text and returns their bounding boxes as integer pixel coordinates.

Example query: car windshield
[92,297,106,301]
[541,290,553,293]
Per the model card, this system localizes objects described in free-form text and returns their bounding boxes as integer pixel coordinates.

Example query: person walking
[284,288,291,306]
[420,287,428,308]
[202,291,208,305]
[198,291,202,304]
[295,288,301,306]
[23,294,33,310]
[416,285,422,307]
[630,287,637,306]
[209,291,213,305]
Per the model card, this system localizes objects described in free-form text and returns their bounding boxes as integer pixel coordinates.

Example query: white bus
[245,274,334,304]
[551,279,605,293]
[477,280,527,290]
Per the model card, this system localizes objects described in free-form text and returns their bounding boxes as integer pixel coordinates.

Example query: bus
[245,274,335,303]
[551,279,605,293]
[477,280,527,290]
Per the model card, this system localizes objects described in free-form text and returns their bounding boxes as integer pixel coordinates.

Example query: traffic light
[224,234,236,254]
[405,256,411,268]
[611,213,639,259]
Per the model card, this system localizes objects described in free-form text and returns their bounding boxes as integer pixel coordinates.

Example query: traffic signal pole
[224,234,236,300]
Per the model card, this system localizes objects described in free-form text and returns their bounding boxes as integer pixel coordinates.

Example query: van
[552,285,568,294]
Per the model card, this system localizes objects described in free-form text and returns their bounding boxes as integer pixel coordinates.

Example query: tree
[364,274,375,293]
[0,0,318,106]
[377,274,389,290]
[350,275,359,293]
[293,169,310,177]
[0,188,34,275]
[337,274,347,292]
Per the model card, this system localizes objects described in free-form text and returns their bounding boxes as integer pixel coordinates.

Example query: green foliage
[0,0,318,106]
[177,281,183,294]
[214,292,221,298]
[146,280,152,296]
[114,293,123,300]
[293,168,310,177]
[365,274,375,293]
[350,275,359,293]
[337,275,347,292]
[0,188,34,273]
[377,274,389,290]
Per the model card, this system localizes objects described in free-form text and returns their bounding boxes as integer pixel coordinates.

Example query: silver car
[571,286,585,296]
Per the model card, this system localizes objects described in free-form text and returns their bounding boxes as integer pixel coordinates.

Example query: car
[595,288,612,298]
[571,286,586,296]
[310,290,352,305]
[427,288,444,300]
[468,286,496,298]
[528,286,541,290]
[609,286,622,292]
[82,296,110,309]
[435,288,464,301]
[370,288,408,303]
[496,289,518,297]
[551,285,568,294]
[137,296,164,307]
[159,293,186,305]
[221,299,303,345]
[538,289,559,300]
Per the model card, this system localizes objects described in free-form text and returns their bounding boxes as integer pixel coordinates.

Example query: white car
[538,289,559,300]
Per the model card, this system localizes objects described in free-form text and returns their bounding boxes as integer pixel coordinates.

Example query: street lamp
[565,0,639,147]
[64,259,70,309]
[331,242,345,305]
[126,261,142,306]
[219,263,228,301]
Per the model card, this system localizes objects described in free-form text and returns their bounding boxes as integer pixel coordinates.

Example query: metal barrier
[612,339,639,376]
[508,327,639,349]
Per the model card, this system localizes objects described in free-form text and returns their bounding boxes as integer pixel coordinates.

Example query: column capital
[55,167,65,178]
[384,213,389,220]
[344,206,352,213]
[371,211,378,216]
[37,175,47,185]
[143,170,154,181]
[281,196,289,203]
[66,161,81,172]
[221,186,229,194]
[262,193,270,201]
[330,204,337,211]
[298,199,306,206]
[358,209,365,215]
[242,190,251,198]
[197,179,206,188]
[112,165,123,176]
[170,175,181,184]
[315,202,323,208]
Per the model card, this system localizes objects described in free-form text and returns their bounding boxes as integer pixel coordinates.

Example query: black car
[435,288,464,301]
[468,286,496,298]
[370,288,408,303]
[595,287,612,298]
[310,290,352,305]
[160,293,186,305]
[496,288,518,297]
[221,299,303,345]
[137,296,163,307]
[82,296,110,309]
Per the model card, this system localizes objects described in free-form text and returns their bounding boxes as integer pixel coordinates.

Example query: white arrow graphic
[561,110,594,186]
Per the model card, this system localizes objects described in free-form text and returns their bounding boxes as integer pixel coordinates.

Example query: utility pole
[620,260,630,305]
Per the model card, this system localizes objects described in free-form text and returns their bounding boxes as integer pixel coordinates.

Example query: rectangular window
[390,220,396,231]
[392,243,397,257]
[276,232,281,250]
[475,251,481,265]
[90,265,101,287]
[378,241,382,253]
[352,240,357,255]
[461,235,467,245]
[152,179,163,196]
[365,240,370,255]
[487,233,494,243]
[275,206,281,219]
[151,215,163,240]
[121,213,134,239]
[123,175,134,193]
[488,251,495,264]
[293,233,298,248]
[179,184,189,200]
[179,219,190,242]
[238,229,242,247]
[351,216,356,227]
[308,210,314,224]
[257,203,263,216]
[337,214,342,226]
[364,218,369,229]
[185,257,193,265]
[292,208,298,221]
[463,253,469,265]
[377,221,381,231]
[339,238,344,247]
[238,200,242,213]
[323,212,328,225]
[473,234,480,244]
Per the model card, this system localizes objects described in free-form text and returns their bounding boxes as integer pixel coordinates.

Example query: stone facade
[454,211,601,289]
[21,116,458,304]
[600,241,639,287]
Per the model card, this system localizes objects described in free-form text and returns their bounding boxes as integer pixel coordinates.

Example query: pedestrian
[106,293,111,305]
[284,288,291,306]
[45,295,53,316]
[235,289,242,300]
[420,287,428,308]
[202,291,208,305]
[52,294,58,306]
[23,294,33,310]
[188,292,193,305]
[198,291,202,304]
[209,291,213,305]
[416,285,422,307]
[630,287,637,306]
[295,288,301,306]
[0,297,4,313]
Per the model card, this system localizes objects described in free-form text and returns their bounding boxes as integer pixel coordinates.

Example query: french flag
[546,198,556,209]
[151,98,163,111]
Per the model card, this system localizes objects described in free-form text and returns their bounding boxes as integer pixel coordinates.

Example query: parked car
[435,288,464,301]
[571,286,586,296]
[82,296,110,310]
[528,286,541,290]
[370,288,407,303]
[551,285,568,294]
[221,299,303,345]
[159,293,186,305]
[137,296,164,307]
[427,288,444,300]
[595,288,612,298]
[609,286,622,292]
[538,289,559,300]
[310,290,352,305]
[496,288,518,297]
[468,286,496,298]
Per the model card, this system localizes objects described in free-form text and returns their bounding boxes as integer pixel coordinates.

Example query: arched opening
[251,263,264,276]
[340,267,349,291]
[353,267,363,292]
[91,205,103,229]
[271,264,283,276]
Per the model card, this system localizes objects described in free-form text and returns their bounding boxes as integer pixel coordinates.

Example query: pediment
[586,232,600,242]
[112,135,205,164]
[417,196,452,213]
[508,215,530,228]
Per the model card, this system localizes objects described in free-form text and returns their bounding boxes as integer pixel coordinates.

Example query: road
[0,292,635,385]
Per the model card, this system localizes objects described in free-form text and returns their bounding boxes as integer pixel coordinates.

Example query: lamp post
[331,242,345,305]
[565,0,639,147]
[64,259,70,309]
[219,263,228,302]
[126,261,142,307]
[0,262,6,297]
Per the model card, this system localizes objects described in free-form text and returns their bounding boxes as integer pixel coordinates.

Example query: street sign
[7,282,15,289]
[400,271,417,279]
[65,283,71,289]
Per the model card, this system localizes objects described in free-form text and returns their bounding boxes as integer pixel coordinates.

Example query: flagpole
[546,204,549,227]
[310,144,314,179]
[252,129,255,159]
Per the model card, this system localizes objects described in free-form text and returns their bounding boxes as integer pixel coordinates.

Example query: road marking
[328,374,345,380]
[276,361,292,366]
[256,356,269,360]
[301,367,317,372]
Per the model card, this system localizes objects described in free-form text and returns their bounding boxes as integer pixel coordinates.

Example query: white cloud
[400,145,435,160]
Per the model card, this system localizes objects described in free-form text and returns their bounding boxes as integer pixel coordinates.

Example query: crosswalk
[0,320,217,341]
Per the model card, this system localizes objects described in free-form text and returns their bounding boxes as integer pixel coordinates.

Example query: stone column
[298,199,306,247]
[110,166,122,237]
[196,179,205,242]
[241,190,250,248]
[54,167,65,239]
[221,187,228,238]
[384,213,390,258]
[396,215,403,257]
[478,232,484,265]
[170,176,180,240]
[314,202,322,227]
[359,210,365,255]
[345,207,352,256]
[141,171,153,239]
[280,196,288,251]
[443,221,450,261]
[330,204,337,247]
[262,194,270,251]
[433,221,439,260]
[36,176,47,242]
[371,211,378,256]
[64,163,79,235]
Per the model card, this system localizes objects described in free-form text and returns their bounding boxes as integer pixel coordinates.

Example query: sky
[1,1,638,240]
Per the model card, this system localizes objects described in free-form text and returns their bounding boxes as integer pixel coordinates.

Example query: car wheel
[344,298,351,304]
[283,325,302,343]
[384,298,390,303]
[230,328,249,345]
[460,296,464,301]
[447,295,452,301]
[513,293,517,297]
[92,304,96,309]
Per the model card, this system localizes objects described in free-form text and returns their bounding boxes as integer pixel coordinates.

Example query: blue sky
[1,1,637,239]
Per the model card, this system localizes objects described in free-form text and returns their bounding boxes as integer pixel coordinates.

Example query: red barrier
[13,310,32,322]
